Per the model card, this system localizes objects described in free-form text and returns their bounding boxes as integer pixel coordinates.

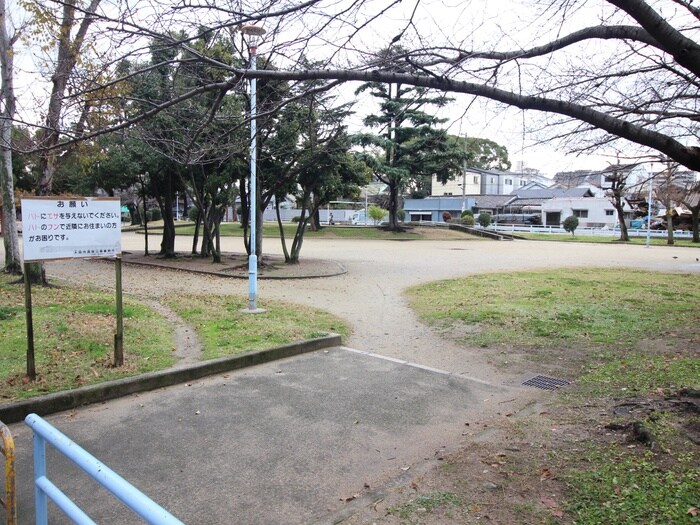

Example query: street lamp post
[461,135,468,214]
[241,24,266,313]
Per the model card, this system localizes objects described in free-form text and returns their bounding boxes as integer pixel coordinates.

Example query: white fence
[490,224,694,239]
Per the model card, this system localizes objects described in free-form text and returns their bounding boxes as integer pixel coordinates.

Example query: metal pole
[33,432,47,525]
[646,169,654,248]
[461,135,467,214]
[248,45,259,311]
[23,264,35,380]
[364,190,368,225]
[114,257,124,366]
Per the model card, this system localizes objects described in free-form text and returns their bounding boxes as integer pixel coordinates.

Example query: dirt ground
[35,231,700,523]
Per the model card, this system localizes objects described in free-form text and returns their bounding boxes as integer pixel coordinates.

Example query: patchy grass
[0,273,174,401]
[386,491,465,523]
[566,448,700,524]
[166,293,349,359]
[406,268,699,353]
[393,268,700,525]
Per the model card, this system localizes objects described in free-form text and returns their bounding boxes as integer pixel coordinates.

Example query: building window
[605,210,614,216]
[444,192,452,196]
[573,209,588,218]
[519,180,527,186]
[505,178,513,185]
[490,177,495,183]
[473,176,479,184]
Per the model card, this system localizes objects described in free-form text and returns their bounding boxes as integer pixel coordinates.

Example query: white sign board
[21,197,122,262]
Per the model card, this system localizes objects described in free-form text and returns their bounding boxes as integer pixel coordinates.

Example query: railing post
[0,423,16,525]
[32,433,47,525]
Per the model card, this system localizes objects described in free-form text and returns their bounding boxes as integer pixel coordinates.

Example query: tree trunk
[158,176,176,258]
[691,207,699,243]
[388,181,400,230]
[0,143,20,274]
[666,210,675,245]
[36,0,101,196]
[0,0,21,275]
[611,200,629,241]
[191,211,201,254]
[276,199,291,262]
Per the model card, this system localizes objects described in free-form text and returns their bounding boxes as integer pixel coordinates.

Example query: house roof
[510,188,595,199]
[472,195,517,208]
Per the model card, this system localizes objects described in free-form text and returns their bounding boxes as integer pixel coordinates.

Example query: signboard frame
[20,197,122,262]
[20,197,125,379]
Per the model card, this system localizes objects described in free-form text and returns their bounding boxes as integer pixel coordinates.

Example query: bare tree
[653,161,687,245]
[682,181,700,243]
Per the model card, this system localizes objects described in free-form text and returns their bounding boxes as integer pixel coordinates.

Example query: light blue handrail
[25,413,184,525]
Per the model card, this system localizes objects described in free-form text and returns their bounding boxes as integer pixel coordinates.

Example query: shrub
[462,215,475,226]
[147,208,162,221]
[188,207,200,222]
[461,209,474,218]
[478,212,491,228]
[442,211,452,222]
[397,209,406,221]
[368,205,388,224]
[563,215,580,235]
[291,216,301,223]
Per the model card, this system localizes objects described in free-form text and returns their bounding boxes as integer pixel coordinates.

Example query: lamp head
[240,25,266,48]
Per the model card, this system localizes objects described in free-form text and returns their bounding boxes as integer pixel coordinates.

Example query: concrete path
[9,346,508,524]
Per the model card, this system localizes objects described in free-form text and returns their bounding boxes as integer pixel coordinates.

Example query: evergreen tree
[355,49,453,229]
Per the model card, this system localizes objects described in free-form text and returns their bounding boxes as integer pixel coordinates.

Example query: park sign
[21,197,122,262]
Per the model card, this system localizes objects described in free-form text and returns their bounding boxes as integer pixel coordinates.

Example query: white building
[541,197,633,228]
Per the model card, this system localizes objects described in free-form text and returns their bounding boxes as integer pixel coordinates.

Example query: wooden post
[114,256,124,367]
[23,263,35,380]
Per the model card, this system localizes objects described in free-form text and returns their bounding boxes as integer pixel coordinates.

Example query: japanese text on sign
[21,198,122,262]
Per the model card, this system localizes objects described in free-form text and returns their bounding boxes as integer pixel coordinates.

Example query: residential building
[431,168,552,197]
[541,197,632,227]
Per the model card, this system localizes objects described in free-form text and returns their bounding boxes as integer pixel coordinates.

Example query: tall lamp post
[241,24,266,313]
[461,134,468,214]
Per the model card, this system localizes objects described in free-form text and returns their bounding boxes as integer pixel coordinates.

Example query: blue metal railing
[25,414,184,525]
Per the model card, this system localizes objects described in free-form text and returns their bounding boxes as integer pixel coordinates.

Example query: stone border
[119,253,348,280]
[0,333,341,424]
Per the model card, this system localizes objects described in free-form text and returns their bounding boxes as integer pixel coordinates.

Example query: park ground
[3,228,700,523]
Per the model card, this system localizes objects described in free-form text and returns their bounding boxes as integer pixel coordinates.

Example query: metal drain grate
[522,375,570,391]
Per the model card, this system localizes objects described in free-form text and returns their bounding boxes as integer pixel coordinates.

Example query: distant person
[329,213,334,225]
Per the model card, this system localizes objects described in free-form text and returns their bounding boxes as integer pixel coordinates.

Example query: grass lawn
[165,293,348,360]
[0,273,348,401]
[0,273,174,400]
[404,268,700,524]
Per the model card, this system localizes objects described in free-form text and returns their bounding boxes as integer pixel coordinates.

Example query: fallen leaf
[540,496,558,509]
[689,507,698,517]
[540,468,554,480]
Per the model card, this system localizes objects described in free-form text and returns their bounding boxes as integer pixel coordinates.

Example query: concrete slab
[8,347,505,524]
